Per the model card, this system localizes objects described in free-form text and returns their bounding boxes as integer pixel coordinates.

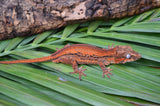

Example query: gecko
[0,44,141,80]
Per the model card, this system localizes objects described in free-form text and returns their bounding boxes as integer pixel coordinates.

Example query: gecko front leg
[98,62,113,78]
[70,60,86,80]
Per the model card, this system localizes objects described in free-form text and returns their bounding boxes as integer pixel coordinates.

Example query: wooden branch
[0,0,160,40]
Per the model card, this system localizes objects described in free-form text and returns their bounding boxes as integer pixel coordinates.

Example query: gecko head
[115,45,141,64]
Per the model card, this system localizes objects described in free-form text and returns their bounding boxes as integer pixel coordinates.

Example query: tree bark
[0,0,160,40]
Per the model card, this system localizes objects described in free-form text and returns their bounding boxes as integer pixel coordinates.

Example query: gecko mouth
[131,51,141,61]
[136,53,141,60]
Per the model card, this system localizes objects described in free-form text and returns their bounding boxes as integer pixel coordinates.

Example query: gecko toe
[78,66,87,80]
[102,67,113,78]
[70,66,86,80]
[69,72,76,74]
[108,44,114,49]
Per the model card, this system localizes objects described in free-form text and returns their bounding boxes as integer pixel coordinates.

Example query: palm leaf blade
[0,8,160,105]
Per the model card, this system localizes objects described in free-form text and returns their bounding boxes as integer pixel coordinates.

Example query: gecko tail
[0,55,52,64]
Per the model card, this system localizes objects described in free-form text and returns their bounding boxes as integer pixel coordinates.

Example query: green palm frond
[0,8,160,106]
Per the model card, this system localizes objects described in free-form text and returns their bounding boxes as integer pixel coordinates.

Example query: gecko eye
[126,54,131,59]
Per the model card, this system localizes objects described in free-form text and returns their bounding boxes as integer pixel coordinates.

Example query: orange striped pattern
[0,44,116,64]
[0,55,52,64]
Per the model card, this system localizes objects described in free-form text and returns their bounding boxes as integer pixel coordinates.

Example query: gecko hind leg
[70,61,86,80]
[99,62,113,78]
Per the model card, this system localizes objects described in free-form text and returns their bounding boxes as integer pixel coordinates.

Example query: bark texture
[0,0,160,40]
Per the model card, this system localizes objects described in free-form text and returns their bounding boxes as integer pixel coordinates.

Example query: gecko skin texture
[0,44,141,80]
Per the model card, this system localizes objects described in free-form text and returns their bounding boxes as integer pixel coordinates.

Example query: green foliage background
[0,8,160,106]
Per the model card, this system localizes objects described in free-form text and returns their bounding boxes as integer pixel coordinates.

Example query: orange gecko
[0,44,141,80]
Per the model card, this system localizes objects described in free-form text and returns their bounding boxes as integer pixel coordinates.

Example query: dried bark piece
[0,0,160,40]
